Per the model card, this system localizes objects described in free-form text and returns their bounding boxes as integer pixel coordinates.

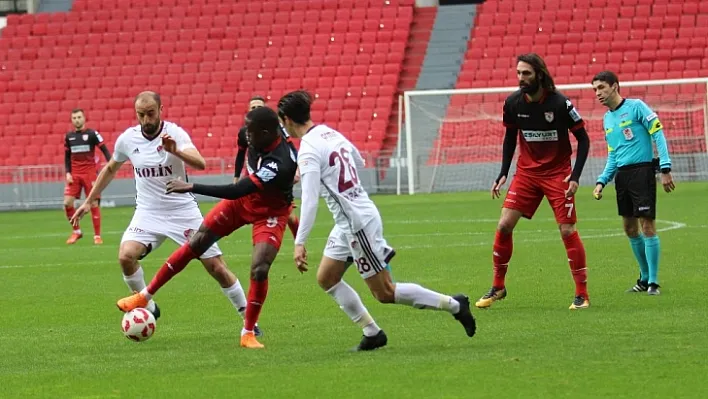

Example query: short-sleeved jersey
[242,133,298,216]
[602,98,670,168]
[113,121,199,212]
[503,90,585,175]
[297,124,379,233]
[65,129,105,175]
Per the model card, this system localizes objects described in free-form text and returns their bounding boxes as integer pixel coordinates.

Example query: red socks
[146,244,198,295]
[244,278,268,331]
[65,206,78,229]
[492,230,513,289]
[90,206,101,236]
[563,231,588,298]
[287,215,299,239]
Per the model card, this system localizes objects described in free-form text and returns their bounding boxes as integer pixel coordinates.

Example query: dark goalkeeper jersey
[502,90,585,176]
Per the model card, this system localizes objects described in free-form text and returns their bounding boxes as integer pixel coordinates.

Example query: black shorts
[615,163,656,219]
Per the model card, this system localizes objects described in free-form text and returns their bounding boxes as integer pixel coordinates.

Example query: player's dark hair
[278,90,312,125]
[517,53,556,93]
[71,108,84,115]
[250,96,266,103]
[592,71,620,91]
[246,106,280,137]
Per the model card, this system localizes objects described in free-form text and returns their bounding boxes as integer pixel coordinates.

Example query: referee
[591,71,675,296]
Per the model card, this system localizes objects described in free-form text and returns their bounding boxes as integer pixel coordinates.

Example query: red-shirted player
[117,106,298,349]
[63,109,111,245]
[475,54,592,310]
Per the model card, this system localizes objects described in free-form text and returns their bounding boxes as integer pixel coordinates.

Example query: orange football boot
[66,232,83,245]
[117,292,149,312]
[240,332,265,349]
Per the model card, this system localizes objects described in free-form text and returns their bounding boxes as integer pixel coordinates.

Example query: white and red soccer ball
[121,308,156,342]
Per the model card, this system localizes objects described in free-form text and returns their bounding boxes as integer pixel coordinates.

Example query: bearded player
[476,53,592,310]
[72,92,257,334]
[63,109,111,245]
[117,106,298,349]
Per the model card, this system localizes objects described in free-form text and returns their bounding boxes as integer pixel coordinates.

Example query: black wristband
[661,167,671,174]
[596,182,605,188]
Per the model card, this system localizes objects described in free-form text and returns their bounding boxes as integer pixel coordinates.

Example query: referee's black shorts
[615,162,656,220]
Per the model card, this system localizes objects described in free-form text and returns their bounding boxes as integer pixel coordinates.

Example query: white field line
[0,219,688,270]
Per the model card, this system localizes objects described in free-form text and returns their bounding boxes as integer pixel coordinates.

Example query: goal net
[399,78,708,195]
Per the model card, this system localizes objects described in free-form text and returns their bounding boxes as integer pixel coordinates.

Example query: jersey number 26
[329,148,359,193]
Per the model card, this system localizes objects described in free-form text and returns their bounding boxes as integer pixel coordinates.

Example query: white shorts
[121,206,222,260]
[323,218,396,279]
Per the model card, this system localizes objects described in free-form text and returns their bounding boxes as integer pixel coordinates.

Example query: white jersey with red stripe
[297,124,379,233]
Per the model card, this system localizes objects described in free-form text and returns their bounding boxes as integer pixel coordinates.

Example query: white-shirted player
[279,91,476,351]
[72,92,258,334]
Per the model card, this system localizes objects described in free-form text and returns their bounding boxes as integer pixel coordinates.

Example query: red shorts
[64,174,99,199]
[203,197,293,250]
[503,172,577,224]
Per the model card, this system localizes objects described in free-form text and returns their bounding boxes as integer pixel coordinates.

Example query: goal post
[399,77,708,195]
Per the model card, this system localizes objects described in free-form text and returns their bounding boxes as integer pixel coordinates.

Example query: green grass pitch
[1,184,707,398]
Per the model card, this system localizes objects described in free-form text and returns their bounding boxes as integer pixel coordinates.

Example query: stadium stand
[431,0,708,164]
[0,0,415,180]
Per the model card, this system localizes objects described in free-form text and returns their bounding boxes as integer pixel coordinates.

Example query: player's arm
[64,135,72,176]
[293,153,321,247]
[497,100,518,181]
[92,131,111,161]
[163,128,206,170]
[85,158,125,202]
[170,157,282,199]
[565,100,590,182]
[233,148,246,182]
[637,101,672,171]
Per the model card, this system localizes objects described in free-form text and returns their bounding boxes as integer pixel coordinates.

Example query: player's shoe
[647,283,661,296]
[94,236,103,245]
[452,294,476,337]
[240,331,264,349]
[253,325,263,337]
[66,232,83,245]
[475,287,507,308]
[117,291,149,312]
[626,279,648,293]
[569,295,590,310]
[352,330,388,352]
[151,302,161,320]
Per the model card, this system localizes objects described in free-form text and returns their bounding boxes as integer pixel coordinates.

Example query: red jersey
[64,129,110,175]
[502,90,585,175]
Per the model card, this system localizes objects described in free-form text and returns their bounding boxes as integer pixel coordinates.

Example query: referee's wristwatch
[660,167,671,174]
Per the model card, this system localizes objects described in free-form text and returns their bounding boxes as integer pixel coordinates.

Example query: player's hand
[66,173,73,184]
[563,175,579,198]
[70,201,91,227]
[491,175,507,199]
[233,177,240,184]
[166,179,193,194]
[661,172,675,193]
[160,133,177,154]
[593,184,603,200]
[293,244,308,273]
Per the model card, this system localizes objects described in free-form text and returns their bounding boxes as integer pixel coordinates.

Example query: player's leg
[631,166,660,295]
[63,179,82,244]
[543,174,589,309]
[84,176,103,244]
[616,169,650,292]
[355,218,476,338]
[476,175,541,308]
[318,226,385,351]
[117,224,165,318]
[239,215,289,349]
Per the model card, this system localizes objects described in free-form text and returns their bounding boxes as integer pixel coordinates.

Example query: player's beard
[142,120,161,137]
[519,79,540,94]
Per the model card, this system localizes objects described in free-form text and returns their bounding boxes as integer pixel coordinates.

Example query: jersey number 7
[329,148,359,193]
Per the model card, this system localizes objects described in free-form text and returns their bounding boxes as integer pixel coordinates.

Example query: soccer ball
[121,308,156,342]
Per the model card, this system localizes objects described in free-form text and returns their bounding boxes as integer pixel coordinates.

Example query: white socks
[123,266,156,313]
[394,283,460,314]
[222,281,247,319]
[327,280,381,337]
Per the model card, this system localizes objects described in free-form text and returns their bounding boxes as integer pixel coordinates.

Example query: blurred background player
[284,91,476,351]
[591,71,675,296]
[234,96,300,240]
[63,109,111,245]
[72,92,255,331]
[478,53,592,310]
[117,106,298,349]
